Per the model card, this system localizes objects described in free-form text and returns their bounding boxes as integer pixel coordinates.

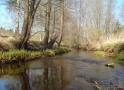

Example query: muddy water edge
[0,50,124,90]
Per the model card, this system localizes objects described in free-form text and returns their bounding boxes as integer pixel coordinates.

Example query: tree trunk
[47,7,57,48]
[18,0,29,49]
[56,0,64,47]
[42,0,52,48]
[15,0,20,36]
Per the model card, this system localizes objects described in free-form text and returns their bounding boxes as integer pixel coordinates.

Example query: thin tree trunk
[15,0,20,36]
[56,0,64,47]
[48,7,57,48]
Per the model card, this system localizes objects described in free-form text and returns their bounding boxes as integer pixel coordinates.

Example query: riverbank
[0,47,71,64]
[80,42,124,61]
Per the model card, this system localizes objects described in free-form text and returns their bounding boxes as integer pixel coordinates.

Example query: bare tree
[104,0,115,34]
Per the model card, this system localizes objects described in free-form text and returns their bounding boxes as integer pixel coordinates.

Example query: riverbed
[0,50,124,90]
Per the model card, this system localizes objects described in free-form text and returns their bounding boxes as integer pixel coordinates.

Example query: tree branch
[28,31,44,39]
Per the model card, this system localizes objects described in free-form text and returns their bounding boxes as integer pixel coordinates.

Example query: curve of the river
[0,50,124,90]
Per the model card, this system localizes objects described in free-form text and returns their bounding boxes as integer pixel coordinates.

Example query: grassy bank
[0,47,71,64]
[93,42,124,60]
[94,51,105,57]
[114,53,124,61]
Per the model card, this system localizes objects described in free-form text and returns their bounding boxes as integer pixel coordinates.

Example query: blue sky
[0,0,124,30]
[0,4,14,29]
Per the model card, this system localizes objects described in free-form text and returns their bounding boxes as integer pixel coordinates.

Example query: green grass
[0,49,42,63]
[94,51,105,57]
[42,49,55,57]
[0,47,71,64]
[54,47,71,54]
[115,53,124,60]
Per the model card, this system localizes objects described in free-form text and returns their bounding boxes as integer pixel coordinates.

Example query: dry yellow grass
[90,31,124,49]
[0,36,16,50]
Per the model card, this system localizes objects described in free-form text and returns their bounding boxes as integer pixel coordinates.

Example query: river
[0,50,124,90]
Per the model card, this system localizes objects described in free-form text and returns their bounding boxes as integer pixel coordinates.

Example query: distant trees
[0,27,14,36]
[113,21,121,34]
[120,1,124,23]
[61,0,117,47]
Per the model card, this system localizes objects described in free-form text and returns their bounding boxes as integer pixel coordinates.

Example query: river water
[0,50,124,90]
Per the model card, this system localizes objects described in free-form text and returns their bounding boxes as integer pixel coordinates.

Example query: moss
[94,51,105,57]
[115,53,124,60]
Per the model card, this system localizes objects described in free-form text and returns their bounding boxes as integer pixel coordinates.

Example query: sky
[0,4,14,29]
[115,0,123,23]
[0,0,124,30]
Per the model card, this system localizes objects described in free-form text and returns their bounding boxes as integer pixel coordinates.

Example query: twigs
[81,76,102,90]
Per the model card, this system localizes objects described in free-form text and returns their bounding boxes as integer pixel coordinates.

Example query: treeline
[1,0,124,49]
[0,27,15,37]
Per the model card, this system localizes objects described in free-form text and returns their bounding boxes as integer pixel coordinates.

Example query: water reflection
[0,57,94,90]
[27,66,63,90]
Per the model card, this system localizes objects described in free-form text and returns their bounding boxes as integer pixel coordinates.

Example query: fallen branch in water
[93,81,102,90]
[81,77,102,90]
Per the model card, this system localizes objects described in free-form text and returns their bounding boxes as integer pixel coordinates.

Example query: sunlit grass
[54,46,71,54]
[0,47,71,64]
[115,53,124,60]
[99,31,124,47]
[94,51,105,57]
[89,31,124,52]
